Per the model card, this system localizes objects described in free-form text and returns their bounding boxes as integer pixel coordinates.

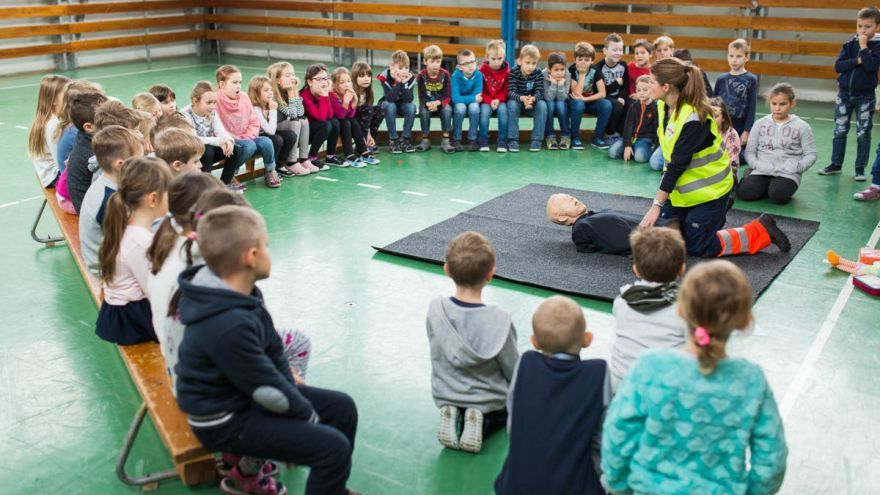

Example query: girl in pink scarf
[214,65,281,189]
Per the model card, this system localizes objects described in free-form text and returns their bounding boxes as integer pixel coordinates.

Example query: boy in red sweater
[627,39,653,98]
[479,40,511,153]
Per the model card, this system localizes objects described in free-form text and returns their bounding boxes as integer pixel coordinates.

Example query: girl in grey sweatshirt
[739,83,817,205]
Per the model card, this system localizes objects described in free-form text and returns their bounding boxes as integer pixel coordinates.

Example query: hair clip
[186,232,197,241]
[694,326,711,347]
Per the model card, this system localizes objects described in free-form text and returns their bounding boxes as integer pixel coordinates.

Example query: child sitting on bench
[174,205,359,495]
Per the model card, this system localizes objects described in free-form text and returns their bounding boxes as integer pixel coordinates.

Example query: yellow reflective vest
[657,100,733,207]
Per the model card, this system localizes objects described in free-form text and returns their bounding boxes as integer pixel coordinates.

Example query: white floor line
[450,198,476,205]
[19,195,41,203]
[0,201,21,208]
[779,220,880,420]
[813,117,835,122]
[14,125,28,130]
[314,176,338,182]
[0,64,214,91]
[357,183,382,189]
[0,122,5,125]
[402,190,427,196]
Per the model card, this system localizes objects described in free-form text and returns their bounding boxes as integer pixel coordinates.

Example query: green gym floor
[1,55,878,494]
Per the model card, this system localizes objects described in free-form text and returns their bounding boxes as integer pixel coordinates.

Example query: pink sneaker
[301,159,320,173]
[854,185,880,201]
[220,465,286,495]
[289,163,310,176]
[217,453,279,478]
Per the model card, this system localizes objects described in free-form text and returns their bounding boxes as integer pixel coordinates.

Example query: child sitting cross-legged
[426,231,518,454]
[608,74,658,166]
[610,227,687,392]
[602,260,788,494]
[174,205,359,495]
[494,295,609,495]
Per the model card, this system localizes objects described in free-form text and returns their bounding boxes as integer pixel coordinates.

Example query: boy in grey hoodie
[610,227,687,392]
[426,231,519,453]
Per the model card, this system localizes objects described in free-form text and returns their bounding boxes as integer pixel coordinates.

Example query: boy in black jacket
[175,205,359,495]
[820,6,880,180]
[495,296,609,495]
[378,49,418,153]
[608,75,658,164]
[67,92,108,214]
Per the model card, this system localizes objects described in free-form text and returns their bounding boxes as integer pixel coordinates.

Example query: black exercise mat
[374,183,820,301]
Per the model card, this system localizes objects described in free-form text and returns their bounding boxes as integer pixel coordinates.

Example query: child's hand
[292,74,300,87]
[268,97,278,110]
[366,133,375,147]
[291,367,306,386]
[524,101,533,110]
[221,139,234,156]
[475,94,483,103]
[615,77,624,86]
[342,91,354,107]
[860,34,869,49]
[740,130,749,145]
[623,147,633,161]
[618,97,625,105]
[630,93,639,100]
[491,99,499,110]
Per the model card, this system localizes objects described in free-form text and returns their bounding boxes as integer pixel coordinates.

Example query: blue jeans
[419,103,452,136]
[569,98,612,142]
[660,193,729,257]
[831,93,875,171]
[508,99,548,143]
[609,137,656,162]
[453,102,480,141]
[545,100,571,139]
[648,146,665,171]
[479,102,508,145]
[234,137,276,172]
[382,101,416,140]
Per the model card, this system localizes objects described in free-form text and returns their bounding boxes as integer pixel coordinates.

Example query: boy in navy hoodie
[175,205,359,495]
[495,295,609,495]
[820,6,880,180]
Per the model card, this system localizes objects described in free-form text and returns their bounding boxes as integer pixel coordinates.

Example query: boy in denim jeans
[568,42,613,150]
[479,39,511,153]
[451,49,484,151]
[416,45,454,153]
[378,50,417,154]
[508,44,547,152]
[820,6,880,180]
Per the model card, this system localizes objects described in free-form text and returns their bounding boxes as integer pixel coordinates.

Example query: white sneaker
[458,408,483,453]
[437,406,460,450]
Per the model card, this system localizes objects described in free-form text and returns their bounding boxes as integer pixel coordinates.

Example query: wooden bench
[31,184,216,490]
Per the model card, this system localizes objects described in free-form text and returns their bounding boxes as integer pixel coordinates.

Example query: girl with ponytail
[95,156,171,345]
[602,260,788,494]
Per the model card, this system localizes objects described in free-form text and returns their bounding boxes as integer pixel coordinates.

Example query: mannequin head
[547,193,588,226]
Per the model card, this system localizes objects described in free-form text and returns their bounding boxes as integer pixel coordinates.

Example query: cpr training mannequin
[547,193,674,255]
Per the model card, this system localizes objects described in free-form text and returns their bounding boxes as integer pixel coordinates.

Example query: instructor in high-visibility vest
[639,58,791,257]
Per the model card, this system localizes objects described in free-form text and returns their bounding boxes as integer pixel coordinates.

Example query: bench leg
[31,199,64,246]
[116,402,180,490]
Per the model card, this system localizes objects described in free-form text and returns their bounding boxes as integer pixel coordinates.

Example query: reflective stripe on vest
[657,100,733,208]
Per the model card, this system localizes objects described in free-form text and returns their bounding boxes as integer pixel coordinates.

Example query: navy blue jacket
[174,265,315,420]
[495,351,608,495]
[572,210,672,255]
[835,35,880,97]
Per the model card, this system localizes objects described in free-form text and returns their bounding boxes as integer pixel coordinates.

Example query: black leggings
[192,386,358,495]
[308,118,341,158]
[736,174,799,205]
[200,144,240,184]
[262,130,297,166]
[355,104,384,136]
[608,97,626,135]
[339,117,367,157]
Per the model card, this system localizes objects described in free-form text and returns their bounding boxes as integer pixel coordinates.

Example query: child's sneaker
[529,140,542,152]
[545,138,558,150]
[360,153,380,165]
[415,138,432,152]
[276,165,295,177]
[440,138,455,153]
[479,140,490,152]
[302,159,320,173]
[264,171,282,188]
[349,157,367,168]
[217,454,280,478]
[220,465,286,495]
[288,163,310,176]
[312,159,330,172]
[468,140,480,152]
[571,138,585,150]
[369,144,380,155]
[325,155,347,167]
[437,405,460,450]
[818,164,842,175]
[402,139,416,153]
[459,408,484,453]
[507,141,520,153]
[496,141,508,153]
[229,178,247,192]
[591,138,610,150]
[390,140,402,154]
[559,136,571,150]
[854,171,867,181]
[452,139,465,152]
[854,185,880,201]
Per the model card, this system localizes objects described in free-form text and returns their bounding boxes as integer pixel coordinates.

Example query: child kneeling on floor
[495,296,609,495]
[426,231,518,453]
[174,205,359,495]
